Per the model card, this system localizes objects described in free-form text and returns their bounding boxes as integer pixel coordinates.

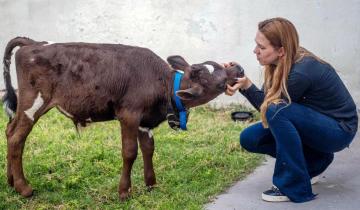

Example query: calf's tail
[2,37,37,120]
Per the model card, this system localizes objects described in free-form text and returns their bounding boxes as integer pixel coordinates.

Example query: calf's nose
[233,64,245,78]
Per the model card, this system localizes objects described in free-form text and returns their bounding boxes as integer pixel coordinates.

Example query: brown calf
[2,37,243,200]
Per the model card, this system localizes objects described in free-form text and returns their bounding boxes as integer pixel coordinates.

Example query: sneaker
[310,174,322,185]
[262,186,290,202]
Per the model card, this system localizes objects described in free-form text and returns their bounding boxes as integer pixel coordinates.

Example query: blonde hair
[258,17,324,127]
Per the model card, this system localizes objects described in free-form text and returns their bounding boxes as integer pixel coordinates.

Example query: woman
[225,17,358,203]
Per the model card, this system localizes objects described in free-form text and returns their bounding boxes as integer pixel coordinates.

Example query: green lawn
[0,104,262,210]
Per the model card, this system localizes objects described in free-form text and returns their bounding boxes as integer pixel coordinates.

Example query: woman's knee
[239,129,254,151]
[239,124,264,152]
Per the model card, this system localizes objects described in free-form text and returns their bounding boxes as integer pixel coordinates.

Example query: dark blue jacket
[240,56,358,134]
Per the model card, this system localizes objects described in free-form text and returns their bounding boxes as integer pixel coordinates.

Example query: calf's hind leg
[6,92,51,197]
[6,113,35,197]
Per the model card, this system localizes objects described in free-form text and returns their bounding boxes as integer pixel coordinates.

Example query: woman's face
[253,31,284,65]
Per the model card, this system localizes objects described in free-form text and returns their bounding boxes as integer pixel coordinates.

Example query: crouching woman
[225,17,358,203]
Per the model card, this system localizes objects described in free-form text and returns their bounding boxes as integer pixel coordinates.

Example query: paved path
[206,128,360,210]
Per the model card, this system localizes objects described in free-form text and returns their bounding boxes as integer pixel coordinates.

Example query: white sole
[262,193,290,202]
[311,175,320,185]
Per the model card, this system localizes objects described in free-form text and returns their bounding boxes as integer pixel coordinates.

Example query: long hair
[258,17,326,128]
[258,17,324,127]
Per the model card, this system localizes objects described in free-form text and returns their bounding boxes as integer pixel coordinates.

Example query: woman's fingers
[225,77,251,96]
[222,63,230,68]
[227,83,241,91]
[225,84,240,96]
[222,61,239,68]
[225,88,235,96]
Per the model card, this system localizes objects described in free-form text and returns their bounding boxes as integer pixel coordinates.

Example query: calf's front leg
[138,127,156,189]
[118,111,140,201]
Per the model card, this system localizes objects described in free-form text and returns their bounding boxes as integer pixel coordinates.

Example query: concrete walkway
[206,129,360,210]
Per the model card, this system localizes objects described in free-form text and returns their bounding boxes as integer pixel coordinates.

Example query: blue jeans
[240,103,356,203]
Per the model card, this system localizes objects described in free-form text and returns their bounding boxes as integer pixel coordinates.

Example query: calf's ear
[167,55,190,71]
[176,86,203,100]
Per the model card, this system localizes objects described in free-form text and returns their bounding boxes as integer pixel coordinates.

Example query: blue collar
[173,71,188,130]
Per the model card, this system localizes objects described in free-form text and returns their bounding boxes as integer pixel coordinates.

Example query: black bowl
[231,111,253,121]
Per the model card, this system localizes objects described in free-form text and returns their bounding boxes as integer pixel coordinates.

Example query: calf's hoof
[119,191,130,201]
[146,184,157,192]
[119,187,132,201]
[145,176,156,188]
[14,180,33,197]
[20,186,33,197]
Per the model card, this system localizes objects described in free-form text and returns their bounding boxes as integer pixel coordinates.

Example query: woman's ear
[277,47,285,57]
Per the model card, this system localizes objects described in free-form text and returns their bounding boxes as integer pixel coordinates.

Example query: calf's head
[167,55,244,108]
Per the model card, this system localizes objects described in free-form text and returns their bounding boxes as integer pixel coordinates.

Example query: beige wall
[1,0,359,107]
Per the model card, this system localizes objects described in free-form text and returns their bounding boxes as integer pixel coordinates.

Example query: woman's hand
[222,61,239,68]
[225,76,253,96]
[222,61,252,96]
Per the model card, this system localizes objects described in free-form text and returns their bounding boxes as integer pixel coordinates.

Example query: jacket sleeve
[239,68,311,111]
[286,71,312,102]
[239,84,265,111]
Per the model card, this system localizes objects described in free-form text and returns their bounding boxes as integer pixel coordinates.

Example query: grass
[0,104,263,210]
